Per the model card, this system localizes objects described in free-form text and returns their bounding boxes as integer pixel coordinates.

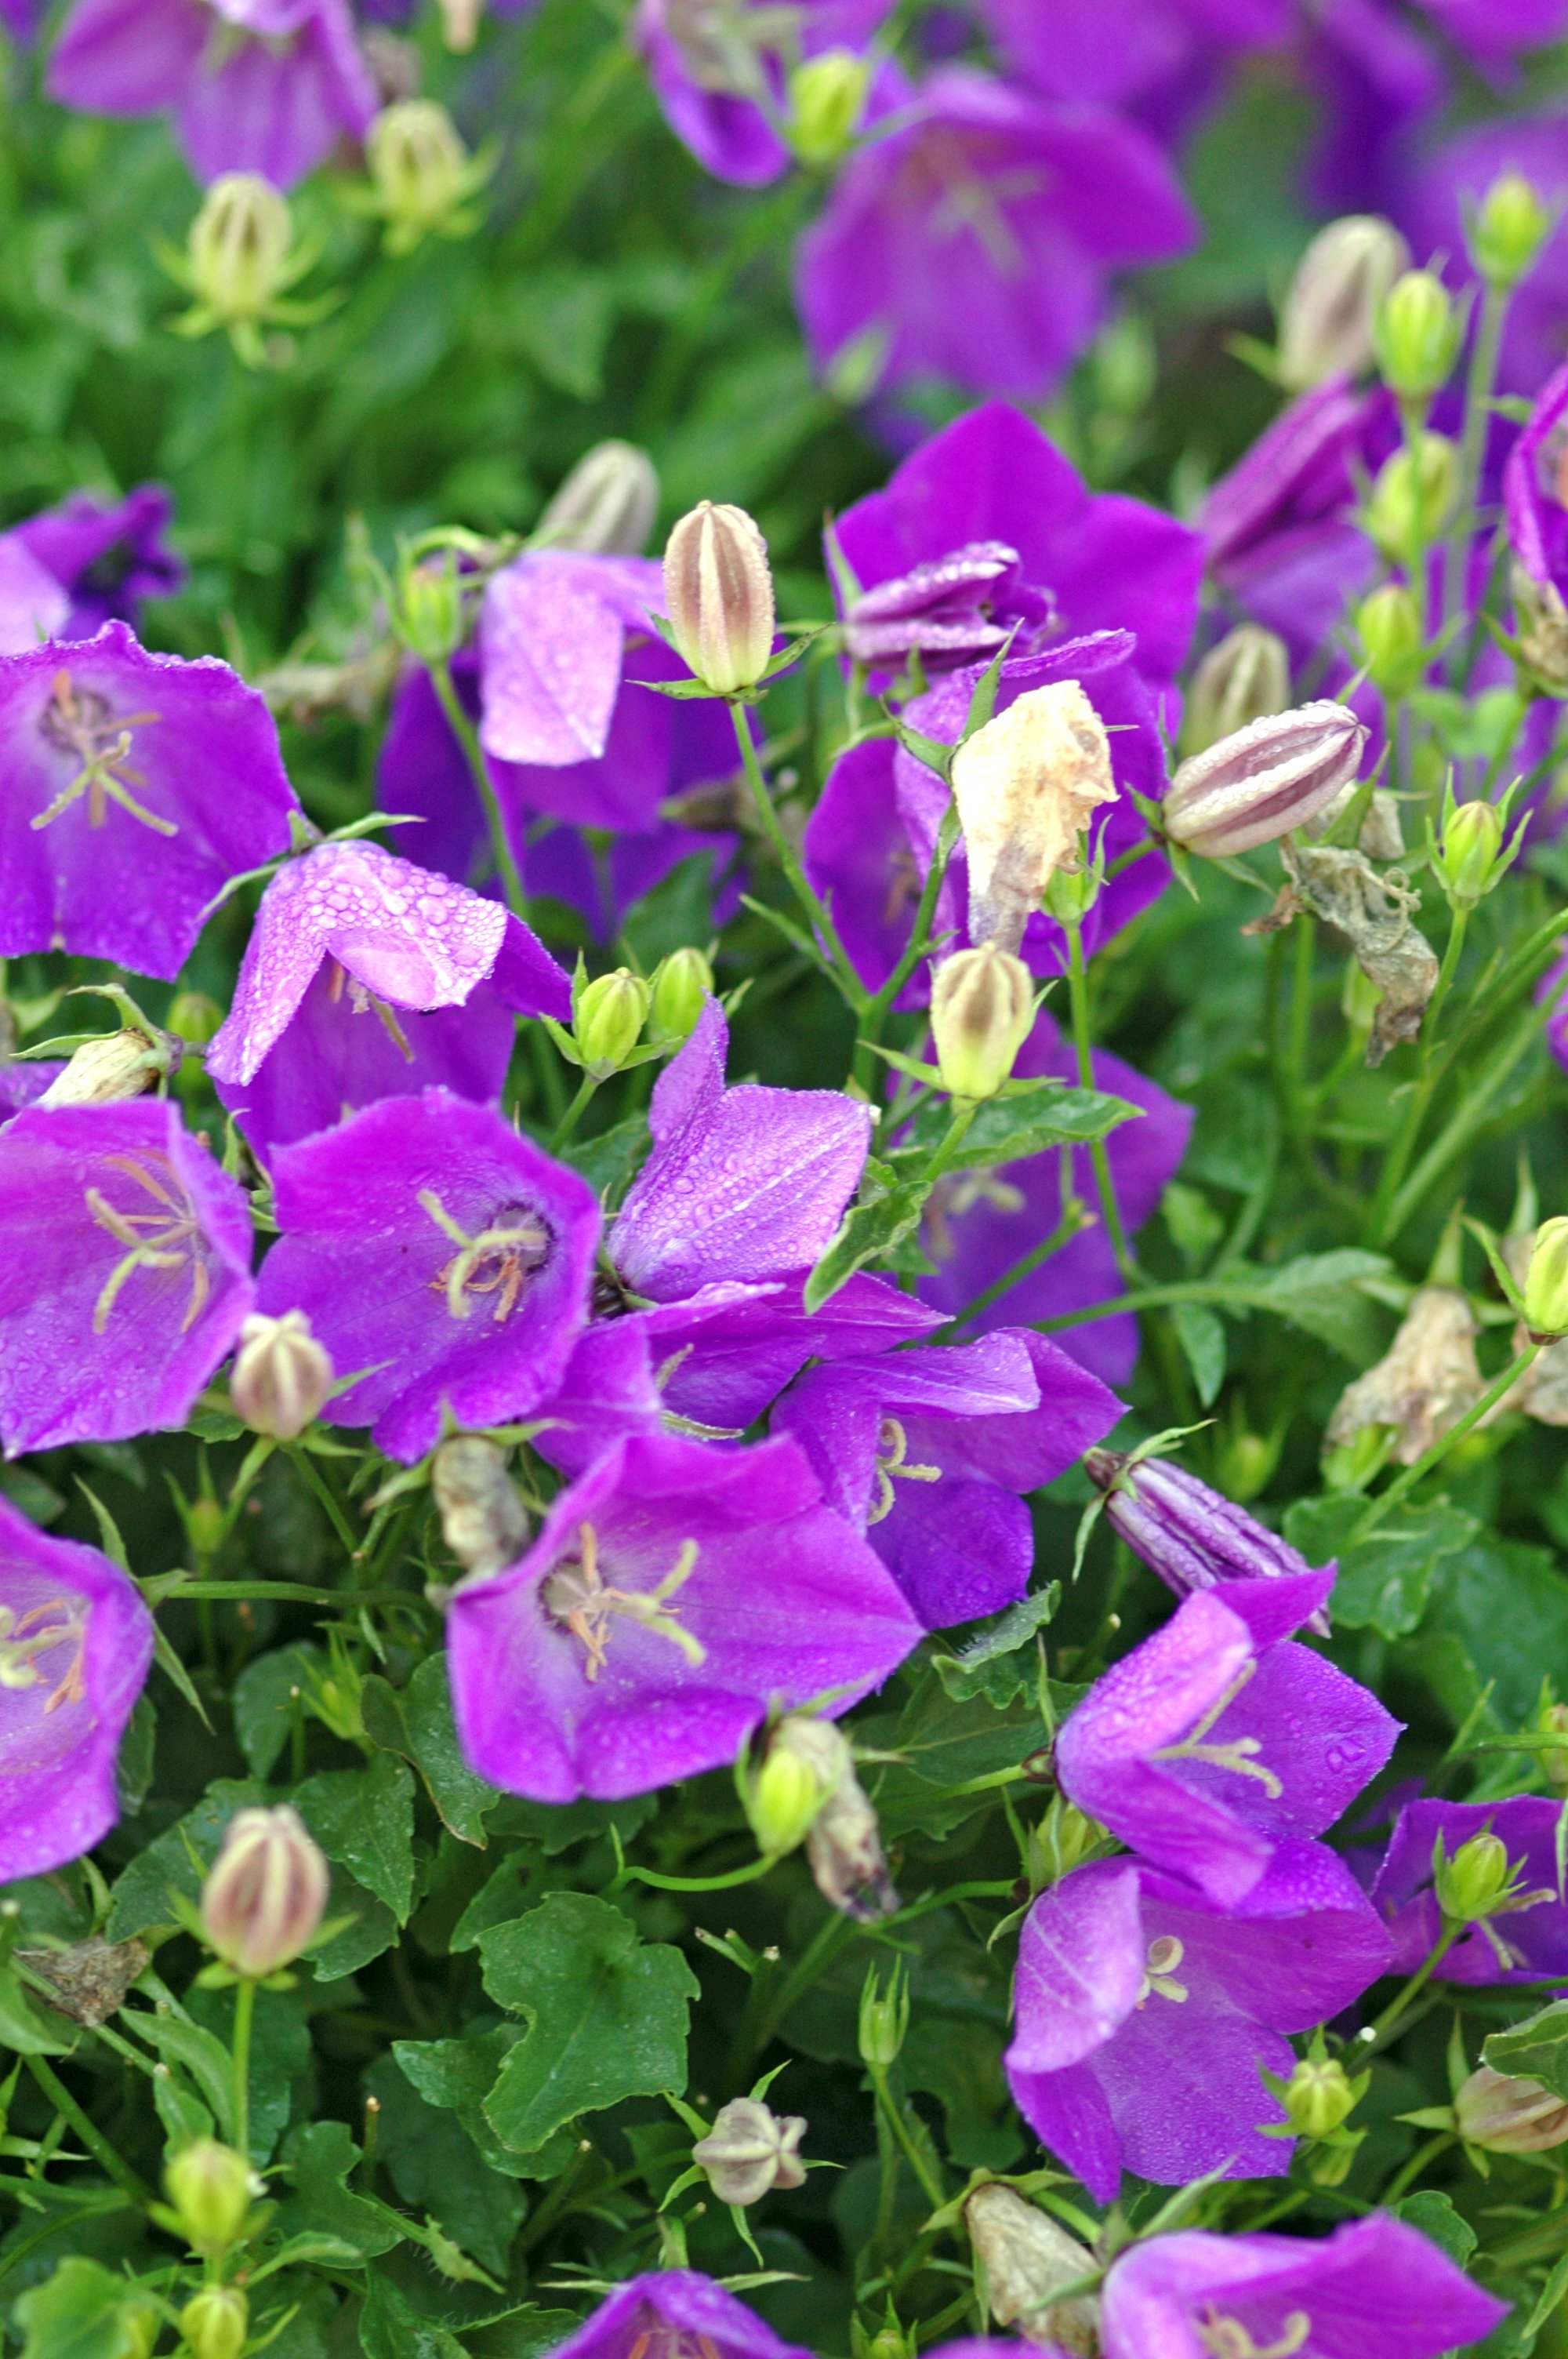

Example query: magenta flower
[13,485,184,641]
[1504,356,1568,597]
[0,1100,256,1454]
[0,623,299,981]
[635,0,892,185]
[47,0,378,189]
[981,0,1287,110]
[537,2271,811,2359]
[0,1493,155,1883]
[773,1329,1121,1627]
[256,1089,600,1463]
[796,68,1196,405]
[833,401,1203,689]
[1370,1794,1568,1983]
[915,1008,1194,1387]
[1054,1569,1400,1908]
[1006,1844,1394,2198]
[1097,2214,1506,2359]
[205,839,570,1159]
[447,1430,921,1801]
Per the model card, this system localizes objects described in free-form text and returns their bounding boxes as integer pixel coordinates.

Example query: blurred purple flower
[773,1329,1121,1627]
[0,1100,256,1454]
[1303,0,1446,217]
[447,1430,921,1801]
[914,1007,1194,1387]
[0,1493,155,1882]
[48,0,378,188]
[532,2270,811,2359]
[1394,111,1568,396]
[1087,1448,1334,1633]
[1006,1844,1394,2198]
[832,400,1204,689]
[1055,1568,1400,1907]
[13,486,184,640]
[796,68,1196,405]
[256,1089,599,1463]
[1504,354,1568,594]
[1370,1794,1568,1983]
[205,838,569,1159]
[636,0,893,185]
[0,622,299,981]
[1098,2215,1507,2359]
[981,0,1287,140]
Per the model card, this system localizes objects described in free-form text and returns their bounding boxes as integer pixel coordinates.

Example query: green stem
[1367,902,1468,1247]
[857,799,960,1074]
[1065,918,1136,1280]
[1362,1925,1459,2049]
[550,1073,599,1151]
[24,2057,153,2205]
[1383,2131,1455,2205]
[1381,1000,1546,1239]
[430,658,528,920]
[729,701,866,1013]
[1356,1343,1539,1539]
[1284,914,1317,1131]
[925,1102,977,1184]
[1444,281,1509,655]
[946,1198,1094,1330]
[619,1854,776,1895]
[868,2063,945,2212]
[282,1446,359,1561]
[232,1976,256,2161]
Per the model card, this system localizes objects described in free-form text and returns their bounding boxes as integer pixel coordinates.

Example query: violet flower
[1097,2214,1506,2359]
[535,2270,811,2359]
[636,0,892,186]
[773,1329,1122,1628]
[1394,111,1568,397]
[1303,0,1446,220]
[1504,355,1568,597]
[1054,1568,1400,1909]
[915,1006,1194,1388]
[0,1100,256,1454]
[0,1492,155,1883]
[205,838,570,1160]
[0,622,299,981]
[255,1089,600,1463]
[13,485,184,640]
[833,399,1203,689]
[1086,1448,1334,1634]
[795,68,1196,405]
[980,0,1287,120]
[446,1430,921,1801]
[47,0,379,189]
[1370,1794,1568,1983]
[1006,1844,1394,2201]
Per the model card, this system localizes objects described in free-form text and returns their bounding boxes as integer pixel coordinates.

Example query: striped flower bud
[1086,1448,1333,1633]
[1278,215,1410,391]
[951,680,1118,951]
[164,2139,259,2255]
[1525,1217,1568,1341]
[931,944,1033,1101]
[534,440,659,557]
[575,969,652,1074]
[1374,269,1463,404]
[1469,171,1553,293]
[691,2098,808,2205]
[1456,2065,1568,2154]
[1165,700,1367,860]
[663,501,775,694]
[230,1310,333,1441]
[1366,433,1459,565]
[365,100,491,254]
[1180,623,1290,757]
[431,1436,529,1579]
[200,1805,328,1979]
[188,175,294,330]
[965,2182,1100,2354]
[36,1025,177,1108]
[180,2286,249,2359]
[649,946,713,1045]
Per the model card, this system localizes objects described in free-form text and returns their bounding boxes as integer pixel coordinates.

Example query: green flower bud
[1537,1699,1568,1794]
[180,2285,249,2359]
[1374,268,1463,403]
[534,440,659,557]
[649,945,713,1045]
[167,990,225,1048]
[1525,1217,1568,1340]
[787,48,871,167]
[746,1743,830,1859]
[1283,2053,1359,2139]
[1179,624,1290,758]
[930,944,1033,1101]
[1355,581,1425,698]
[575,969,652,1074]
[1025,1796,1105,1890]
[365,100,491,255]
[187,174,295,333]
[1278,214,1410,390]
[1456,2063,1568,2154]
[201,1805,329,1979]
[1469,171,1554,292]
[1436,796,1504,904]
[392,551,466,666]
[858,1960,909,2069]
[1435,1830,1512,1923]
[663,501,775,695]
[1364,434,1459,567]
[164,2139,258,2254]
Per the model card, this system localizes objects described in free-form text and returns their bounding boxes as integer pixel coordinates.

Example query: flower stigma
[85,1152,212,1336]
[542,1522,706,1683]
[0,1600,87,1712]
[1149,1657,1284,1798]
[34,671,172,836]
[1138,1933,1189,2006]
[1196,2310,1312,2359]
[419,1190,550,1324]
[866,1416,942,1523]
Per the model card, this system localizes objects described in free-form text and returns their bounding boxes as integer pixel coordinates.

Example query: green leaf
[1171,1299,1227,1407]
[233,1645,324,1779]
[365,2054,527,2277]
[1392,2189,1477,2266]
[295,1757,417,1921]
[477,1892,699,2154]
[0,1964,75,2057]
[273,2121,404,2258]
[130,2012,234,2137]
[1410,1536,1568,1726]
[14,2259,158,2359]
[187,1983,312,2165]
[1218,1250,1395,1359]
[560,1111,651,1206]
[931,1587,1061,1706]
[891,1085,1138,1172]
[106,1779,263,1942]
[1284,1496,1479,1638]
[805,1178,930,1313]
[359,2272,468,2359]
[1483,1998,1568,2101]
[392,2031,575,2179]
[361,1656,498,1848]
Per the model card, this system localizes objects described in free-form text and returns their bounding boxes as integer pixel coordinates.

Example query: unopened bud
[1539,1700,1568,1793]
[1470,171,1554,292]
[1283,2053,1359,2139]
[1436,797,1505,904]
[1374,269,1463,404]
[1179,624,1290,757]
[1278,215,1411,390]
[1525,1217,1568,1340]
[1456,2064,1568,2154]
[230,1310,333,1441]
[200,1805,329,1979]
[964,2182,1100,2354]
[534,440,659,557]
[180,2285,249,2359]
[1356,581,1425,699]
[1366,434,1459,566]
[931,945,1033,1100]
[1166,699,1366,860]
[1435,1830,1512,1923]
[858,1960,909,2068]
[35,1026,176,1108]
[164,2139,258,2254]
[663,501,775,695]
[745,1717,841,1856]
[761,1716,897,1918]
[691,2097,808,2205]
[951,680,1118,951]
[1025,1795,1107,1890]
[365,100,489,253]
[788,48,871,167]
[1514,562,1568,694]
[1084,1447,1332,1632]
[649,946,713,1045]
[187,174,295,329]
[1327,1285,1481,1467]
[167,991,224,1048]
[431,1435,529,1578]
[575,968,651,1073]
[393,551,466,665]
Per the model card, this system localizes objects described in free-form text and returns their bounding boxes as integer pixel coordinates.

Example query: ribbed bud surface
[200,1805,329,1979]
[1166,700,1366,859]
[663,501,775,694]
